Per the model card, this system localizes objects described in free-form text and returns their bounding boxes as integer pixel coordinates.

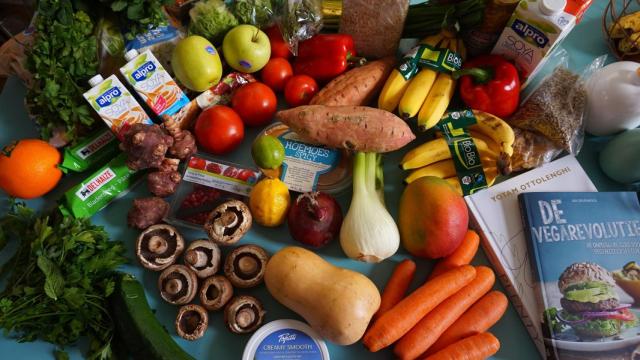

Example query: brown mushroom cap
[158,264,198,305]
[205,200,252,246]
[224,245,269,288]
[175,304,208,341]
[199,275,233,311]
[224,295,265,334]
[184,240,221,278]
[136,224,184,271]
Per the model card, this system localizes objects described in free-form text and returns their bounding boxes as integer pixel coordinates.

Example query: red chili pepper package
[166,154,262,229]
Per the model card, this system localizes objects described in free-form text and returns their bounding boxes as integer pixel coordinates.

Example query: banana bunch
[400,110,515,195]
[378,30,466,131]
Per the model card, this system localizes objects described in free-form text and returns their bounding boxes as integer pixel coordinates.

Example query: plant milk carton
[120,49,189,117]
[491,0,593,87]
[83,74,152,139]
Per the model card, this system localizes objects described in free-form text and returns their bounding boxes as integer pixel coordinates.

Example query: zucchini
[110,274,195,360]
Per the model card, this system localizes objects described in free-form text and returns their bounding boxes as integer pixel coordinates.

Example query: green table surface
[0,1,628,359]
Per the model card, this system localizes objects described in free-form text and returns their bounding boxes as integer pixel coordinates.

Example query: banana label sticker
[437,110,489,196]
[398,45,463,80]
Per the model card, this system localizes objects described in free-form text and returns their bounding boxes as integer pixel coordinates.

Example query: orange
[0,139,63,199]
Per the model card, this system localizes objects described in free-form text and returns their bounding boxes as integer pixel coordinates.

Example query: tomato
[284,75,318,107]
[261,58,293,92]
[194,105,244,155]
[232,82,277,127]
[265,26,291,59]
[189,157,206,170]
[223,166,240,178]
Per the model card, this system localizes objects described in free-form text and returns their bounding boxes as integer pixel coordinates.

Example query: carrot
[423,332,500,360]
[275,105,416,153]
[374,259,417,321]
[426,291,508,355]
[428,230,480,279]
[310,57,395,106]
[394,266,495,360]
[363,265,476,352]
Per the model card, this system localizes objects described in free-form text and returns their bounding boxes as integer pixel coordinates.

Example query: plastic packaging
[233,0,275,28]
[60,129,120,173]
[167,154,262,228]
[508,50,605,169]
[120,49,189,117]
[274,0,323,55]
[258,122,352,194]
[59,152,143,218]
[242,320,330,360]
[339,0,409,59]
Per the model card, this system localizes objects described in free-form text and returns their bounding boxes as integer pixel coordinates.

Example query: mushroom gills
[235,304,259,329]
[180,311,203,335]
[185,246,215,270]
[234,253,261,280]
[212,206,244,236]
[141,229,179,263]
[162,273,189,298]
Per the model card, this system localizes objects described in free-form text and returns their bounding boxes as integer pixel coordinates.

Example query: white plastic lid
[88,74,104,87]
[242,319,330,360]
[124,49,140,62]
[539,0,566,16]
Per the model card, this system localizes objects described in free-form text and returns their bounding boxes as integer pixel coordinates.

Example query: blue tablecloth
[0,1,624,359]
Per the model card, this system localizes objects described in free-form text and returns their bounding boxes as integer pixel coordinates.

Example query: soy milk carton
[83,74,152,139]
[120,49,189,117]
[491,0,593,87]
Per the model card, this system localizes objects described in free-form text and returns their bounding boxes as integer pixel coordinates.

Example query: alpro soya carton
[120,49,189,117]
[491,0,593,87]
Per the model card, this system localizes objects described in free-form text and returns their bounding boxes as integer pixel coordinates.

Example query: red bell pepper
[293,34,363,83]
[454,55,520,118]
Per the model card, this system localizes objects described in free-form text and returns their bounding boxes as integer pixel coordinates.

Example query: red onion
[287,192,343,248]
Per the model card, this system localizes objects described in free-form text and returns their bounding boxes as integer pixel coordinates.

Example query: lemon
[249,178,290,227]
[252,135,285,169]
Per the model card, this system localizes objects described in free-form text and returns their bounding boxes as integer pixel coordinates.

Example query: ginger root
[121,124,174,170]
[127,197,170,230]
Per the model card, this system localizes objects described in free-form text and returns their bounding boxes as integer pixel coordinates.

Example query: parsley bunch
[99,0,174,40]
[0,203,127,359]
[26,0,99,143]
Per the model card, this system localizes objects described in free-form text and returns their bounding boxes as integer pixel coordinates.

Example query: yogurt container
[243,320,330,360]
[258,123,352,194]
[120,49,189,117]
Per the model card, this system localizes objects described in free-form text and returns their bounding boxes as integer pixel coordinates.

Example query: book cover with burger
[519,191,640,359]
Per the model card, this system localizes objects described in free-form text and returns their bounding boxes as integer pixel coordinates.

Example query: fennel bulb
[340,152,399,263]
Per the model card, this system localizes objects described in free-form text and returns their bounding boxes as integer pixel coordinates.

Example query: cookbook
[520,191,640,359]
[465,155,597,356]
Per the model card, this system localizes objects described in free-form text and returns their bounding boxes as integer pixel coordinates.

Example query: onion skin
[288,192,343,248]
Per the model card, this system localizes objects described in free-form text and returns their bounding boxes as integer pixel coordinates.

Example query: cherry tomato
[261,58,293,92]
[223,166,239,178]
[237,169,257,182]
[284,75,318,107]
[265,26,291,59]
[194,105,244,155]
[188,157,206,170]
[232,82,277,127]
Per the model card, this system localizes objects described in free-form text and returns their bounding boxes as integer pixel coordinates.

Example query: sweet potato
[310,57,396,106]
[276,105,415,153]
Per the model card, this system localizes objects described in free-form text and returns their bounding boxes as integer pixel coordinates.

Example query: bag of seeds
[508,51,605,159]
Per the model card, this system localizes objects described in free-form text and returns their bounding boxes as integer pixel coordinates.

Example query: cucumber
[110,274,195,360]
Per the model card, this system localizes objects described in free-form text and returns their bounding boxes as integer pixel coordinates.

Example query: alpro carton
[491,0,593,87]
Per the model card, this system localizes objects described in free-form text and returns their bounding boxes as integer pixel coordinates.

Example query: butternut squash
[264,246,381,345]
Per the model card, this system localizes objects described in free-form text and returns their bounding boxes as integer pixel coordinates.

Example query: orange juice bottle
[120,49,189,117]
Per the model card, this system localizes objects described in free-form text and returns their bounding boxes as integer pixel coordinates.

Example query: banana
[469,110,515,156]
[404,157,497,184]
[443,167,499,196]
[468,130,501,154]
[416,39,458,131]
[457,38,467,61]
[378,33,444,112]
[401,136,499,170]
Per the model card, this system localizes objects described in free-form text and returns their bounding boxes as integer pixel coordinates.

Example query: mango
[398,176,469,259]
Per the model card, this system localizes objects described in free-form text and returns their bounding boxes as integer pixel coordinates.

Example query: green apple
[222,25,271,73]
[172,35,222,92]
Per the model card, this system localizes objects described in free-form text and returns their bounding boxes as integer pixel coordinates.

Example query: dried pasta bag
[339,0,409,59]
